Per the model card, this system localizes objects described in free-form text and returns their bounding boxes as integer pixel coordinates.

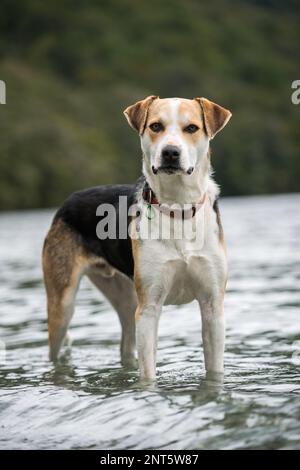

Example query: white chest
[134,202,225,306]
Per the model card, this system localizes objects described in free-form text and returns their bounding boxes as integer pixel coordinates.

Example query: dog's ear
[124,95,158,134]
[194,97,232,139]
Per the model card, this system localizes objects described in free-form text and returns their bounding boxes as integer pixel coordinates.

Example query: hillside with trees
[0,0,299,209]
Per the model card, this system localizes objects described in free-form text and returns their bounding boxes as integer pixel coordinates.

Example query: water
[0,194,299,450]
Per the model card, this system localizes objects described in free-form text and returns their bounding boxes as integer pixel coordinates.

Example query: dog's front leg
[136,303,161,380]
[199,297,225,375]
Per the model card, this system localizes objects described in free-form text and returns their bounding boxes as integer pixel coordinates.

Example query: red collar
[142,182,206,219]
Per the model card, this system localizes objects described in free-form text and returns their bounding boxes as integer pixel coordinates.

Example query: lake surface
[0,194,299,450]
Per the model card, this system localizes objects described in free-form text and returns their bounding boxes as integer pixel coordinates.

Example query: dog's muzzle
[152,145,185,175]
[152,145,194,175]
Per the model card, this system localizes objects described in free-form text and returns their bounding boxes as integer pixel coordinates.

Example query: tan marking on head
[178,100,204,127]
[144,98,206,145]
[178,100,206,144]
[144,99,173,143]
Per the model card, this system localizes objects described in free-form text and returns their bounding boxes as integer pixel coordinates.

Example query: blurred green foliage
[0,0,299,209]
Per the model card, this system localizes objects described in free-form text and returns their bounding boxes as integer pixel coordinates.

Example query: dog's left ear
[194,97,232,139]
[124,95,158,135]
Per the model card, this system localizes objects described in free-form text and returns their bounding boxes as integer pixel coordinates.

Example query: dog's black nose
[161,145,181,164]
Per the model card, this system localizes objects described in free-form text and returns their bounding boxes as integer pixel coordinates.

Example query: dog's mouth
[152,165,194,175]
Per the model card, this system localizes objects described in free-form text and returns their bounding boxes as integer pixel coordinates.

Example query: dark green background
[0,0,299,209]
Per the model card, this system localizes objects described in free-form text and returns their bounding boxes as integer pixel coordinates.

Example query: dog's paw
[121,355,138,370]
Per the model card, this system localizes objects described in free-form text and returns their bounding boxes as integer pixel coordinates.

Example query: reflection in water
[0,195,300,449]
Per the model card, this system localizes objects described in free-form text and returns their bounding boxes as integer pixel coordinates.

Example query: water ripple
[0,195,300,449]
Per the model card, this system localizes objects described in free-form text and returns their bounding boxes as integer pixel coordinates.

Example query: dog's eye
[149,122,164,133]
[184,124,199,134]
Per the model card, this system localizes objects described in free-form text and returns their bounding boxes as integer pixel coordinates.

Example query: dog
[43,96,232,380]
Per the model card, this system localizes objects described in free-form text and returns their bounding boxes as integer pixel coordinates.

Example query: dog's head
[124,96,231,176]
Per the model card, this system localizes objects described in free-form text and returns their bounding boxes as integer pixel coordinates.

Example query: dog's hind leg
[43,220,86,361]
[87,269,137,368]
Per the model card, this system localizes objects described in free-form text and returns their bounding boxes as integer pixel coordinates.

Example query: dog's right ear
[124,95,158,135]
